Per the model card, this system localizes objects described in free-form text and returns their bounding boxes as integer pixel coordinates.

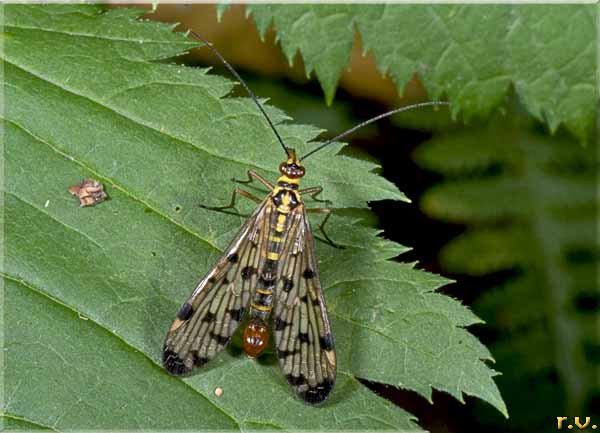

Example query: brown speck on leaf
[214,387,224,397]
[68,178,108,207]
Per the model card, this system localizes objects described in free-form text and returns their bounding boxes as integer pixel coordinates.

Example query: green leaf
[246,4,596,141]
[2,4,505,430]
[414,115,598,429]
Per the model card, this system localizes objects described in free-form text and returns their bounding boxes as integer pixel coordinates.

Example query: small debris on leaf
[68,178,107,207]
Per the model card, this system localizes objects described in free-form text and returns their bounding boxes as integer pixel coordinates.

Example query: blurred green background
[118,4,598,432]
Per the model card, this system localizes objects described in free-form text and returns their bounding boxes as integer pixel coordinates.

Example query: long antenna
[188,30,291,158]
[300,101,450,161]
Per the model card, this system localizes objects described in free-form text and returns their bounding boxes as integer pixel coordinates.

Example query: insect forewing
[273,208,336,404]
[163,198,271,375]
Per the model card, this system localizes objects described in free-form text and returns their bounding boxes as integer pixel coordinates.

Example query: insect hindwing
[163,198,271,375]
[273,208,336,404]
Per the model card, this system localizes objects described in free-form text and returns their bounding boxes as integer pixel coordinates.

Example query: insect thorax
[272,182,301,213]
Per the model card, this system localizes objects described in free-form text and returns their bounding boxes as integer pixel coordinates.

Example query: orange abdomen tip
[243,320,269,358]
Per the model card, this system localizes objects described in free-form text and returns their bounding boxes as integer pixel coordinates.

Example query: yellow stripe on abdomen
[251,303,272,312]
[275,213,287,232]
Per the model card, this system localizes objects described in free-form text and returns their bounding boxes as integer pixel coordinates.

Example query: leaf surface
[2,5,505,430]
[247,4,596,141]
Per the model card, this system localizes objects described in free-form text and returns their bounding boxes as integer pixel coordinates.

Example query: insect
[162,31,449,404]
[68,178,107,207]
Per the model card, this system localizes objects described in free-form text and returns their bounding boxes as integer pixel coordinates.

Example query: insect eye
[279,163,305,179]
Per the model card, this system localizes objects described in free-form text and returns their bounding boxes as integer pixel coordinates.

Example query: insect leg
[299,186,332,205]
[306,207,342,249]
[232,170,274,191]
[200,188,261,212]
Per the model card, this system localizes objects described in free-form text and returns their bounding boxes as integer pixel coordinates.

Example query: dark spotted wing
[163,197,274,375]
[273,207,336,404]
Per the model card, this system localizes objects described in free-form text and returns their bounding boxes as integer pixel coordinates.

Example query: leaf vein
[3,116,222,255]
[5,191,105,251]
[4,22,198,46]
[1,273,243,432]
[0,414,60,433]
[1,54,291,183]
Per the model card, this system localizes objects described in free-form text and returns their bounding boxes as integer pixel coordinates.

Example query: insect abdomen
[249,258,277,317]
[243,192,294,357]
[242,320,269,358]
[243,261,275,357]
